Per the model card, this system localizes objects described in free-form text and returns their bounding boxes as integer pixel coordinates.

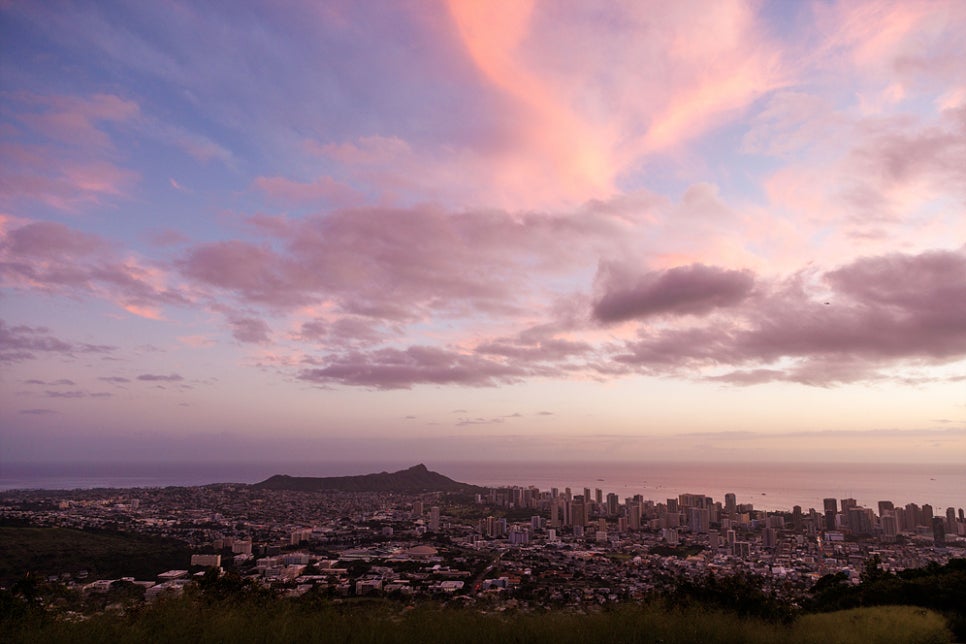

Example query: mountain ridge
[251,464,483,493]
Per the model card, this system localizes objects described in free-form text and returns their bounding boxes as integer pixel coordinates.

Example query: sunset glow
[2,0,965,464]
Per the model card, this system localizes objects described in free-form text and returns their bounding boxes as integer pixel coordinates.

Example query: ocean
[1,461,962,514]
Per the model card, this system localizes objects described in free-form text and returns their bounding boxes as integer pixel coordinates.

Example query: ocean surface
[1,461,963,513]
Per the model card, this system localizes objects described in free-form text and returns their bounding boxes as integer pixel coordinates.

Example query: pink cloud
[1,220,188,316]
[181,205,622,317]
[0,93,142,211]
[11,92,140,148]
[298,316,396,348]
[442,0,784,208]
[0,144,139,211]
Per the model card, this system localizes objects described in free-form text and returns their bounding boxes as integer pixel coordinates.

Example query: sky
[1,0,965,466]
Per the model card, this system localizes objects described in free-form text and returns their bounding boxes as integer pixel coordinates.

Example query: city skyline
[2,1,966,465]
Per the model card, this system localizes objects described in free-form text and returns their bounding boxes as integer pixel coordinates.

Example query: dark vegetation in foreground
[0,526,191,585]
[0,592,953,644]
[3,559,964,643]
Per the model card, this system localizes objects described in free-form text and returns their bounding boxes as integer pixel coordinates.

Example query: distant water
[1,461,963,513]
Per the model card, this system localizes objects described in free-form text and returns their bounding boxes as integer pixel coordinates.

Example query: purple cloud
[182,206,620,320]
[45,390,86,398]
[297,345,526,389]
[0,319,115,363]
[99,376,131,384]
[475,327,593,363]
[1,221,188,316]
[137,373,184,382]
[19,408,59,415]
[593,263,755,323]
[616,248,966,384]
[229,316,271,344]
[2,220,108,256]
[298,316,396,348]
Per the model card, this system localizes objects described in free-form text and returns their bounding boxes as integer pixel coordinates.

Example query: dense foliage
[0,527,192,585]
[0,591,954,644]
[3,562,962,643]
[807,557,966,640]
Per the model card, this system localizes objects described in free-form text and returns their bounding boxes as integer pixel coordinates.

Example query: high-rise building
[823,498,838,515]
[881,514,899,542]
[840,498,858,528]
[947,507,957,534]
[932,517,946,546]
[848,507,873,536]
[894,507,907,531]
[606,493,619,516]
[628,502,642,531]
[662,528,679,545]
[824,510,836,531]
[763,527,777,549]
[679,493,706,508]
[689,507,710,534]
[550,499,563,527]
[429,506,440,532]
[708,530,720,549]
[595,488,603,505]
[905,503,921,528]
[570,498,586,527]
[877,501,894,518]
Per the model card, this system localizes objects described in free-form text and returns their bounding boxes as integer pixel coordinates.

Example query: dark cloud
[616,248,966,385]
[456,416,504,426]
[229,316,271,344]
[99,376,131,384]
[0,319,115,363]
[45,390,86,398]
[137,373,184,382]
[593,263,755,323]
[297,345,526,389]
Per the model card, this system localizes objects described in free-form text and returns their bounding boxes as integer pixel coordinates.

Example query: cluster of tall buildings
[822,498,961,544]
[477,485,964,546]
